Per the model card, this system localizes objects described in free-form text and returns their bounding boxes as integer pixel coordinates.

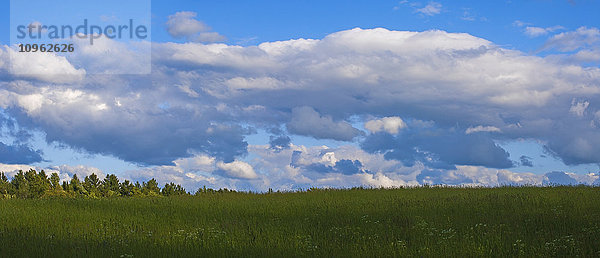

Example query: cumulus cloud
[287,106,362,141]
[166,11,225,43]
[2,27,600,191]
[4,46,86,83]
[0,163,106,184]
[216,160,258,179]
[497,170,540,186]
[119,143,599,191]
[49,164,105,181]
[365,117,406,134]
[68,35,151,74]
[0,164,39,177]
[569,99,589,117]
[166,11,208,38]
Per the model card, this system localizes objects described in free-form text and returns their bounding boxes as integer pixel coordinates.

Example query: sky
[0,0,600,191]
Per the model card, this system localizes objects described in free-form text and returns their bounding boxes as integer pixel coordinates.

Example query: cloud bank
[1,26,600,191]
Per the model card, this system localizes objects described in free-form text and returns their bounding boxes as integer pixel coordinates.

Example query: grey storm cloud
[293,158,366,175]
[286,106,363,141]
[519,155,534,167]
[542,171,578,186]
[269,135,291,151]
[0,142,43,164]
[361,126,514,169]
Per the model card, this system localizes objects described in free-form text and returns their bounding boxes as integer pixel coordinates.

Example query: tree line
[0,169,233,199]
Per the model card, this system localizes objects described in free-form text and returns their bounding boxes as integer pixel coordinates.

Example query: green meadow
[1,186,599,257]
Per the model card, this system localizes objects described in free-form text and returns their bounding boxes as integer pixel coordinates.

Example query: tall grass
[1,186,599,257]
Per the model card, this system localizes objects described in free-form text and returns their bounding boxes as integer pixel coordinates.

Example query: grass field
[1,186,599,257]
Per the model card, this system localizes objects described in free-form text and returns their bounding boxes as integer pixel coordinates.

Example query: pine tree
[142,178,161,196]
[162,183,187,196]
[70,174,88,196]
[62,181,73,193]
[12,170,29,198]
[0,172,11,196]
[119,180,135,197]
[50,173,61,191]
[25,169,50,198]
[102,174,120,197]
[83,173,101,197]
[162,183,175,196]
[133,182,143,196]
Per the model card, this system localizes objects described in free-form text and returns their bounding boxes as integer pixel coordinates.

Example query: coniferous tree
[174,184,187,195]
[102,174,120,197]
[83,173,101,197]
[39,170,51,187]
[70,174,87,196]
[62,181,72,193]
[119,180,135,197]
[50,173,62,191]
[25,169,50,198]
[143,178,161,196]
[162,183,175,196]
[45,172,66,196]
[12,170,29,198]
[1,170,199,199]
[162,183,187,196]
[133,182,143,196]
[0,172,12,196]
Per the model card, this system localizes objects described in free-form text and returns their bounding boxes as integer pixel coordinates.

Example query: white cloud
[166,11,209,38]
[0,163,105,184]
[512,20,530,27]
[5,46,86,83]
[2,27,600,190]
[68,34,151,74]
[465,125,501,134]
[50,164,105,181]
[365,117,407,134]
[523,26,564,37]
[217,160,258,179]
[497,170,541,186]
[571,49,600,63]
[166,11,225,43]
[0,164,38,177]
[173,155,215,172]
[416,2,442,16]
[569,99,589,117]
[193,32,226,43]
[513,21,564,38]
[542,27,600,52]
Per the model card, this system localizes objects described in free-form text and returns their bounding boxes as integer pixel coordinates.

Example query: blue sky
[152,0,599,51]
[4,0,599,49]
[1,0,600,191]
